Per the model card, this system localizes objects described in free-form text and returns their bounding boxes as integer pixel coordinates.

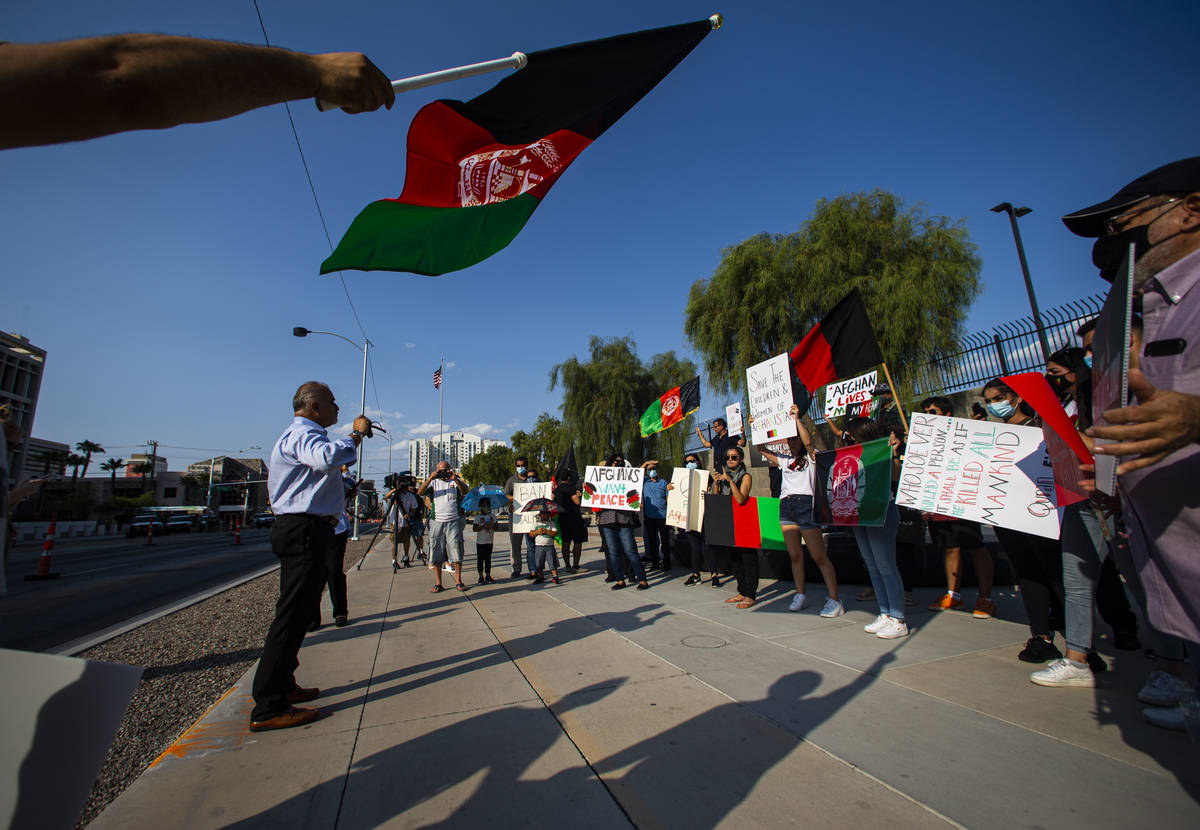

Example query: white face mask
[685,461,698,469]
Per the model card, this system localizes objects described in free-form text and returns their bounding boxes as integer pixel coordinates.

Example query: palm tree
[75,440,105,478]
[42,448,70,476]
[130,462,153,493]
[100,457,125,492]
[67,452,87,482]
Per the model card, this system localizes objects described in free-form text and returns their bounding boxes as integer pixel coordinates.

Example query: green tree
[100,457,124,492]
[130,461,153,493]
[509,413,569,480]
[550,337,697,468]
[66,452,87,482]
[42,448,69,476]
[685,189,981,403]
[460,443,516,488]
[75,440,105,478]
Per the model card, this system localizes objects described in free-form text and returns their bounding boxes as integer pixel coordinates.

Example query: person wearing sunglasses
[710,445,757,607]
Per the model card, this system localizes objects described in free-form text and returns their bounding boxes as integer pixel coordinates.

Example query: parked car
[252,512,276,528]
[127,513,166,538]
[166,514,198,533]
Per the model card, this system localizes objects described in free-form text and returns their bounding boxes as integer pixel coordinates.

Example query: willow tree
[685,190,981,401]
[550,337,697,468]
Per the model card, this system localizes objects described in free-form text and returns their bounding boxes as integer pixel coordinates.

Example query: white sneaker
[819,597,845,618]
[864,614,888,633]
[788,593,808,612]
[1142,704,1186,732]
[1137,670,1195,707]
[1030,658,1095,688]
[875,617,909,639]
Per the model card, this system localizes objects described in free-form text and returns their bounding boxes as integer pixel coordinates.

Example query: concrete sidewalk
[91,532,1200,829]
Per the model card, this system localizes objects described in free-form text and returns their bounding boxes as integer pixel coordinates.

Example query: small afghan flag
[789,289,884,411]
[702,495,787,550]
[639,376,700,438]
[813,437,892,526]
[321,19,714,276]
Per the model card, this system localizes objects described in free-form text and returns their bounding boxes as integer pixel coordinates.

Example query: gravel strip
[73,535,375,828]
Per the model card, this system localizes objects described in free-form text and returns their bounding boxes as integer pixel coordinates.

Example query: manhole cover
[681,635,728,649]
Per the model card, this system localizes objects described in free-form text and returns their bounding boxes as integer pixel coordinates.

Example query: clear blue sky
[4,0,1198,481]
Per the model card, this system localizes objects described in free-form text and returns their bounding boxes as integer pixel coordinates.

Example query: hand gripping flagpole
[316,14,722,111]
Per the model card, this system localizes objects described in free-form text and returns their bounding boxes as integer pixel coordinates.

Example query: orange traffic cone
[25,516,61,581]
[146,518,154,545]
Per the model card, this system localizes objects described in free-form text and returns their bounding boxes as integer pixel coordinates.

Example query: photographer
[418,461,468,592]
[384,473,421,570]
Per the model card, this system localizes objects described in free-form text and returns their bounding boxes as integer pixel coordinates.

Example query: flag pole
[880,362,910,435]
[438,357,444,470]
[317,52,528,112]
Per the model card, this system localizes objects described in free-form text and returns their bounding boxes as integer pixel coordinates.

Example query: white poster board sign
[824,369,877,419]
[896,413,1060,539]
[511,481,551,533]
[725,403,743,437]
[746,353,797,446]
[581,465,644,512]
[666,468,711,531]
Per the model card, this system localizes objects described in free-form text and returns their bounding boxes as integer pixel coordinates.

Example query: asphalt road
[0,528,279,652]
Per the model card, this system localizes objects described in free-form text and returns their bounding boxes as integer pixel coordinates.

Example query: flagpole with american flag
[434,359,444,469]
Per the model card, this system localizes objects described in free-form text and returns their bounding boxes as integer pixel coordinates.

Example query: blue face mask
[987,400,1016,419]
[648,469,658,479]
[1083,354,1093,369]
[516,466,526,475]
[685,461,698,469]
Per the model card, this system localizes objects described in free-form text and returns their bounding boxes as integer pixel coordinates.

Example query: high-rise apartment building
[1,331,47,485]
[408,432,505,479]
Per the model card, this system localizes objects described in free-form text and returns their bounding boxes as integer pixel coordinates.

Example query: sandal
[611,582,627,590]
[456,583,467,591]
[725,595,746,604]
[856,587,876,602]
[430,585,444,593]
[736,599,757,609]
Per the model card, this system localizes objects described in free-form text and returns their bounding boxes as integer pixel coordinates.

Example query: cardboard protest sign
[1002,372,1092,508]
[725,402,743,436]
[896,412,1060,540]
[581,465,644,511]
[1091,246,1134,496]
[746,353,797,446]
[666,467,710,531]
[823,369,877,419]
[511,481,551,533]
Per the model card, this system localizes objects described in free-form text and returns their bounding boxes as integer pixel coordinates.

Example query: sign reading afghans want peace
[746,354,797,446]
[896,413,1060,540]
[823,369,877,419]
[582,465,644,512]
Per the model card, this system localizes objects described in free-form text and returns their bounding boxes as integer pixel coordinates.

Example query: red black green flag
[813,437,892,526]
[788,289,884,410]
[702,495,787,550]
[321,19,714,276]
[639,376,700,438]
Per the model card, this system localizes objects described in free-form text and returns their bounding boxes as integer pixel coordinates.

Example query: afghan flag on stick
[789,289,884,411]
[640,376,700,438]
[703,495,787,550]
[814,437,892,526]
[321,18,716,276]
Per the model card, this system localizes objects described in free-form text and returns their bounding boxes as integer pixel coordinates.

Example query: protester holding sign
[594,456,649,591]
[694,418,744,472]
[839,418,907,639]
[711,445,757,607]
[553,470,586,573]
[756,405,844,618]
[670,452,712,586]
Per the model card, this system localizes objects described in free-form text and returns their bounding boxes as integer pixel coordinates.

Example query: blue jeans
[851,502,904,620]
[1060,503,1109,654]
[600,525,646,583]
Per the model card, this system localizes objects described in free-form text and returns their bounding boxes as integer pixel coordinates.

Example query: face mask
[648,469,658,479]
[1045,373,1071,396]
[685,461,698,469]
[1083,354,1093,369]
[1091,206,1185,283]
[516,466,526,474]
[987,400,1015,419]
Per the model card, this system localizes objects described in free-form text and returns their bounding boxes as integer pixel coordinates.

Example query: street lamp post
[990,203,1052,362]
[293,326,370,540]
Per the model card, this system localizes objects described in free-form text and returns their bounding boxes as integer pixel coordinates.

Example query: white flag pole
[316,52,528,112]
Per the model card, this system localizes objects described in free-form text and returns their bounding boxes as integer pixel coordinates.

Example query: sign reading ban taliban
[896,413,1060,540]
[511,481,551,533]
[823,369,877,419]
[666,467,710,531]
[582,465,644,511]
[746,353,797,446]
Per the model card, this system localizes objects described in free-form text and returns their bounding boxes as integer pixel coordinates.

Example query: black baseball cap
[1062,156,1200,238]
[871,382,892,396]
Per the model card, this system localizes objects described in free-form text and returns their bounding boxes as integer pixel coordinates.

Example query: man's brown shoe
[286,686,320,704]
[249,706,318,732]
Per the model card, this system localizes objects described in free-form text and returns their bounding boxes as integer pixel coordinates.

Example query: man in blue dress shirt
[250,381,371,732]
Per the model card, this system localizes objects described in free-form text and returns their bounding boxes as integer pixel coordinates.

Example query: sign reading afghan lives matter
[746,353,797,446]
[510,481,551,534]
[666,468,710,531]
[582,465,644,512]
[823,370,877,419]
[896,413,1061,540]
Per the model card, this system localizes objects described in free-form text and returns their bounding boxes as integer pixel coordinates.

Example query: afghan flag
[321,19,714,276]
[813,437,892,526]
[789,289,884,411]
[703,495,786,550]
[640,376,700,438]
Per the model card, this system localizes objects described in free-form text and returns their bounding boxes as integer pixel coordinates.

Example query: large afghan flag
[640,376,700,437]
[789,289,884,410]
[703,495,786,550]
[813,437,892,526]
[321,19,714,276]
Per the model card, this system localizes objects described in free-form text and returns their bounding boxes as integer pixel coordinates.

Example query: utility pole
[147,439,159,500]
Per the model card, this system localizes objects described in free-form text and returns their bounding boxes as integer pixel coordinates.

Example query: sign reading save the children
[823,370,877,419]
[896,413,1060,540]
[582,465,644,512]
[746,353,797,446]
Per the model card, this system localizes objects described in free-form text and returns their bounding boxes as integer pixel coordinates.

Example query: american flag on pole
[433,365,443,389]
